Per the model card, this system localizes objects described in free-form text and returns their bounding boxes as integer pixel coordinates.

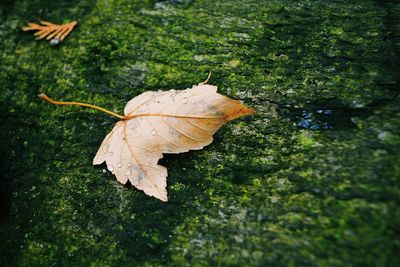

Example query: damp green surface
[1,0,399,266]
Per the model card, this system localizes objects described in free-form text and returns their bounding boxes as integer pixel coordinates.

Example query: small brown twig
[22,20,77,42]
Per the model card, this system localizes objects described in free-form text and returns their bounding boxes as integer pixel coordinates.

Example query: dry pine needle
[22,19,77,45]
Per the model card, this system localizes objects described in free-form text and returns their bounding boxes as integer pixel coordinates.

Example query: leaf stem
[38,93,126,120]
[203,71,212,84]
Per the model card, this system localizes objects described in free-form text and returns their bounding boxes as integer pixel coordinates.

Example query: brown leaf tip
[225,104,256,121]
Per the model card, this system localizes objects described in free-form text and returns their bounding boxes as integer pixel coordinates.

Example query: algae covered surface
[1,0,399,266]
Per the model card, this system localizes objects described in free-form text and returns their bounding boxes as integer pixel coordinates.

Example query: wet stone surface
[0,0,399,266]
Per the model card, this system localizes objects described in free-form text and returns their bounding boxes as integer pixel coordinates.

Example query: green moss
[1,0,399,266]
[298,131,316,148]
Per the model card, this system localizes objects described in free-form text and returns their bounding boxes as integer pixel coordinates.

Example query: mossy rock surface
[1,0,399,266]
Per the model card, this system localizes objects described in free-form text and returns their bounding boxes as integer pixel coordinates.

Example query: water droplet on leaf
[50,38,60,46]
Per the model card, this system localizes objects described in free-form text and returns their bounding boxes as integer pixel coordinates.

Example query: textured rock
[0,0,399,266]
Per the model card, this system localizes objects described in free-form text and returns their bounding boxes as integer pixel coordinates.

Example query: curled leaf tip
[248,107,257,114]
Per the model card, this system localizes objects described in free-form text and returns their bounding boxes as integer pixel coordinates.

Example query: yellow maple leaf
[39,81,255,201]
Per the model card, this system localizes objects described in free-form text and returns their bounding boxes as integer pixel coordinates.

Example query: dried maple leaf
[39,83,255,201]
[22,19,77,44]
